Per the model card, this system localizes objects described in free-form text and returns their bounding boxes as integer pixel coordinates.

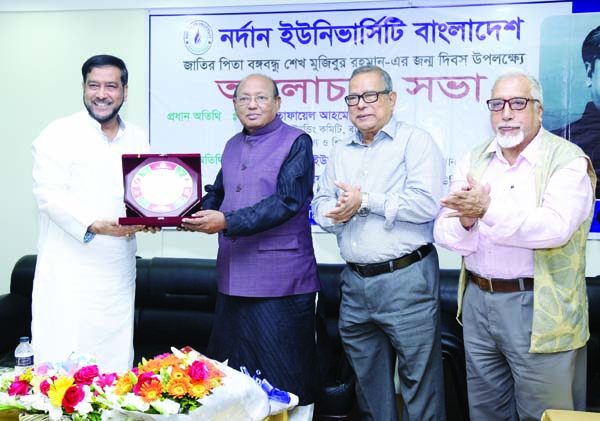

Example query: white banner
[148,1,572,227]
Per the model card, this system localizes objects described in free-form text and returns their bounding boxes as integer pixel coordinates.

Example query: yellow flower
[18,371,33,382]
[189,381,207,399]
[114,374,133,396]
[47,377,74,407]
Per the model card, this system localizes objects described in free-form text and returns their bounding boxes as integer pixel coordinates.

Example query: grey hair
[492,68,544,107]
[350,65,393,91]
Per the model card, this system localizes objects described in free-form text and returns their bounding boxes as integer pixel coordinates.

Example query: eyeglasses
[235,95,273,107]
[344,90,390,106]
[486,97,539,112]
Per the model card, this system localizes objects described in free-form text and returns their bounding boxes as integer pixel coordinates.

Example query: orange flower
[160,355,181,369]
[139,358,162,374]
[138,378,164,403]
[166,378,191,398]
[170,366,189,381]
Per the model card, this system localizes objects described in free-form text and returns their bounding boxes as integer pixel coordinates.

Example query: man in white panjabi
[31,55,150,373]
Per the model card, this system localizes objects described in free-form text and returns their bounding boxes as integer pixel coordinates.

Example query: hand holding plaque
[119,153,202,227]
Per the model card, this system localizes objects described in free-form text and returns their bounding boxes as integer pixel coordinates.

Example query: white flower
[0,392,22,408]
[150,398,180,415]
[20,392,47,410]
[75,400,94,415]
[73,385,94,415]
[171,346,201,366]
[48,405,65,421]
[120,393,150,412]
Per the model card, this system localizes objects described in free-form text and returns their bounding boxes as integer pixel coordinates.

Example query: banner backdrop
[148,1,582,231]
[540,12,600,237]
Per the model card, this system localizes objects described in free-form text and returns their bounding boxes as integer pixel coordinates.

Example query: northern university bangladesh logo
[184,20,213,55]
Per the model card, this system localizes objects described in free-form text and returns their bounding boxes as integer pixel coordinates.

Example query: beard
[494,129,524,149]
[84,99,124,124]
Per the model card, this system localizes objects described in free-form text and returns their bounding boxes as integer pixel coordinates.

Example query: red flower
[133,372,158,395]
[188,360,209,381]
[95,373,118,390]
[7,379,29,396]
[39,379,51,396]
[74,365,99,385]
[62,385,85,413]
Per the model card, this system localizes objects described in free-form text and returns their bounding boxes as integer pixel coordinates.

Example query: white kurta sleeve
[32,126,96,242]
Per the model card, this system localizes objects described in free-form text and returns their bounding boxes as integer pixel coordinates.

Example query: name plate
[119,153,202,227]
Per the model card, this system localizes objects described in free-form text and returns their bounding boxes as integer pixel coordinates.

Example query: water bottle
[14,336,34,374]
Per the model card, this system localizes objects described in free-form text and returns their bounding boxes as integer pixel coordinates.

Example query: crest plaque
[119,154,202,227]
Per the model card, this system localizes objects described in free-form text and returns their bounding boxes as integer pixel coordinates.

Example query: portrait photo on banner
[539,12,600,238]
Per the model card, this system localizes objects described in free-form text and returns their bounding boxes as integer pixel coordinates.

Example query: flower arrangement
[0,347,226,421]
[0,360,102,421]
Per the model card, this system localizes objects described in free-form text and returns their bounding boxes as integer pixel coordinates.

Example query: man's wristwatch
[83,230,96,243]
[357,192,370,217]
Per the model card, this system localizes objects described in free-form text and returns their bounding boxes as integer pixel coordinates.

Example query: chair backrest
[11,255,37,298]
[133,257,219,362]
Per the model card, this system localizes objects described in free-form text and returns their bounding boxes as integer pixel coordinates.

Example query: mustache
[496,124,520,130]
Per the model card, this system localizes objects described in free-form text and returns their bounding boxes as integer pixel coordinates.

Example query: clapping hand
[440,175,491,229]
[324,181,362,224]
